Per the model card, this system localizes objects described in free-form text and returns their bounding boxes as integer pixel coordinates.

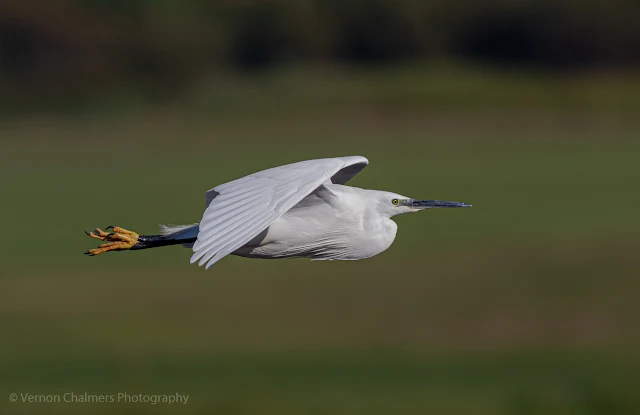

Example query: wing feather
[192,156,368,268]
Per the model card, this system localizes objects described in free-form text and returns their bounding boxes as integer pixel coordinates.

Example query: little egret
[85,156,471,269]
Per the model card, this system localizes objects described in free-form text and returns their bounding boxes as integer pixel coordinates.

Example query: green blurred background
[1,1,639,414]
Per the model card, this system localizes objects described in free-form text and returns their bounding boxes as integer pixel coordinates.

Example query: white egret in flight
[85,156,471,269]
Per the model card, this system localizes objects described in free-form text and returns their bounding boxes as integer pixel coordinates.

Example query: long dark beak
[405,199,472,209]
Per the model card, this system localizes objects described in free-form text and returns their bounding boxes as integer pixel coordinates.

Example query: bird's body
[234,184,398,260]
[85,156,470,269]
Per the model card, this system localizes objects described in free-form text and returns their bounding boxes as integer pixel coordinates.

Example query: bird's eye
[392,198,399,205]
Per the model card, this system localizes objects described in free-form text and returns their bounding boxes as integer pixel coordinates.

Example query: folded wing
[192,156,368,269]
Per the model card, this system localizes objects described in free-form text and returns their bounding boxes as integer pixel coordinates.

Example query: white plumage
[191,156,368,268]
[85,155,470,266]
[184,156,470,269]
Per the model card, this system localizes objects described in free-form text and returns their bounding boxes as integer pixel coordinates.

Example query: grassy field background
[1,67,639,414]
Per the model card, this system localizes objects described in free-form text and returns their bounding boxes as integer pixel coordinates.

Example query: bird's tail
[84,224,199,256]
[158,223,200,248]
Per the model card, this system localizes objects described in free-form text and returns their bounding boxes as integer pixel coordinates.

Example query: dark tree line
[1,0,638,97]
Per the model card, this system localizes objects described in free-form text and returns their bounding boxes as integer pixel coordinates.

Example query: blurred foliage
[0,0,639,112]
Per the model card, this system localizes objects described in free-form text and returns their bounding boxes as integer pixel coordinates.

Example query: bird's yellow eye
[392,198,399,205]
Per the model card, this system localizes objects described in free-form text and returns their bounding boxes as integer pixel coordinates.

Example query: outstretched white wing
[192,156,368,269]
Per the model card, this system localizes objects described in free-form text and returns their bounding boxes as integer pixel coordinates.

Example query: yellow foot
[84,226,140,256]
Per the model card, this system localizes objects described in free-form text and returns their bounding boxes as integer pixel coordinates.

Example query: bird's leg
[85,226,140,256]
[86,241,135,256]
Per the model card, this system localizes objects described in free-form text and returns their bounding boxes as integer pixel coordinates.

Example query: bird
[85,156,471,269]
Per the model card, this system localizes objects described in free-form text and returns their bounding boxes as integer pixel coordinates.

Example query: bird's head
[376,191,472,218]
